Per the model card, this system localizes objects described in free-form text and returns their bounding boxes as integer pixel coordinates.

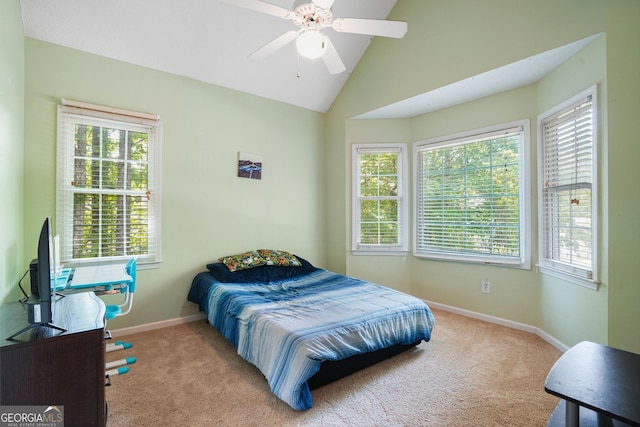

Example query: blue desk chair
[105,257,137,320]
[104,257,137,380]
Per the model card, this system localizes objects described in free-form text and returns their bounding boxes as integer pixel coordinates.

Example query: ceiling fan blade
[249,30,298,60]
[312,0,336,9]
[332,18,408,39]
[219,0,293,19]
[322,37,346,74]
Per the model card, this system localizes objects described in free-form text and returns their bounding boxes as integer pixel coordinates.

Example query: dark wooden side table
[544,340,640,427]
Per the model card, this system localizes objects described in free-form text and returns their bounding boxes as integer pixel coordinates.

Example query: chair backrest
[126,257,137,293]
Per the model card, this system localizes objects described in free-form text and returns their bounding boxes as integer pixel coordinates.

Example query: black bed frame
[307,341,421,390]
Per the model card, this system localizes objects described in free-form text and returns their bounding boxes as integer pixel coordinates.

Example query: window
[414,121,530,267]
[56,100,161,266]
[538,86,597,288]
[352,144,408,254]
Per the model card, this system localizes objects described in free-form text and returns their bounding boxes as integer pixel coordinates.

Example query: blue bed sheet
[188,269,435,410]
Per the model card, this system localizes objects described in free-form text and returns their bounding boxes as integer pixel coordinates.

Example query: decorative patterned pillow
[256,249,302,267]
[219,251,266,272]
[206,255,319,284]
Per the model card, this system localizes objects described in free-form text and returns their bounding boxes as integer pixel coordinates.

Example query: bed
[187,250,435,410]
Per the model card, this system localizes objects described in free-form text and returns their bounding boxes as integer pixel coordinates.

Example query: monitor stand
[6,322,66,341]
[6,299,66,341]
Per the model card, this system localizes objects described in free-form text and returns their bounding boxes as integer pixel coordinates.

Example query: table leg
[596,413,615,427]
[565,400,580,427]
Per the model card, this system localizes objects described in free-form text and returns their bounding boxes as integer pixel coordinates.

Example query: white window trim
[536,85,599,290]
[413,120,531,268]
[56,99,162,268]
[351,143,409,255]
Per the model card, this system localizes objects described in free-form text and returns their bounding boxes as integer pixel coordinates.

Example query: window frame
[56,100,162,267]
[351,143,409,255]
[537,85,598,289]
[413,120,531,268]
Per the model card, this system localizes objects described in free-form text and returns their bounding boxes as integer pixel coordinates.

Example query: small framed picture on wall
[237,152,262,180]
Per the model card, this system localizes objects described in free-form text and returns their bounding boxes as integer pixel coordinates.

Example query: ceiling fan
[221,0,408,74]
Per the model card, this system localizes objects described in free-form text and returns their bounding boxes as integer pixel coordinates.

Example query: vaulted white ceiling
[20,1,599,118]
[20,0,398,113]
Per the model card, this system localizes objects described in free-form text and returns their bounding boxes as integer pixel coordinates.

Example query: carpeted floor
[105,308,562,426]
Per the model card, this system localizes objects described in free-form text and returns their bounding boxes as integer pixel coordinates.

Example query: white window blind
[539,88,596,284]
[56,100,161,265]
[414,122,528,266]
[352,144,408,253]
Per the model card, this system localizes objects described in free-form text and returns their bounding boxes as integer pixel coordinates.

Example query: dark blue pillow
[206,255,318,283]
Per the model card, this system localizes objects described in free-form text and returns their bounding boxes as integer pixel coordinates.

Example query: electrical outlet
[481,279,490,293]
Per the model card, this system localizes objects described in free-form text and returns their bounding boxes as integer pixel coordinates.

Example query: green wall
[407,86,540,327]
[535,35,608,349]
[21,39,326,329]
[0,0,24,303]
[328,0,639,352]
[5,0,639,352]
[605,0,640,352]
[344,119,412,294]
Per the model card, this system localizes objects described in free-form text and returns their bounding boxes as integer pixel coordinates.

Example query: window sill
[64,258,161,270]
[137,260,162,270]
[351,249,408,256]
[413,252,530,270]
[536,264,599,291]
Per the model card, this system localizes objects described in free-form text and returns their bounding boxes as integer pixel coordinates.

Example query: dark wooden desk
[544,341,640,427]
[1,293,107,426]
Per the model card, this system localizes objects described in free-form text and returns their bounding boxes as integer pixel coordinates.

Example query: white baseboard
[425,300,569,353]
[109,312,206,338]
[109,302,569,353]
[534,327,569,352]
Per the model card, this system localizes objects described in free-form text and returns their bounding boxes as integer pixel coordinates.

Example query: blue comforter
[189,269,435,410]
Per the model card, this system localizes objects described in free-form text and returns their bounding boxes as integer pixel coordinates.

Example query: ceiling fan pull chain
[296,51,301,78]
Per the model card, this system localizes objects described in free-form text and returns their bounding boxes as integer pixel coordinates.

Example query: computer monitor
[7,217,65,340]
[33,216,54,324]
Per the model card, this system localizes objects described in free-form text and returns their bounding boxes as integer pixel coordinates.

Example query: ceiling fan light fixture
[296,30,326,59]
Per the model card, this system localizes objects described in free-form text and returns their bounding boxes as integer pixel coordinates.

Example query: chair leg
[106,341,132,352]
[105,356,136,370]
